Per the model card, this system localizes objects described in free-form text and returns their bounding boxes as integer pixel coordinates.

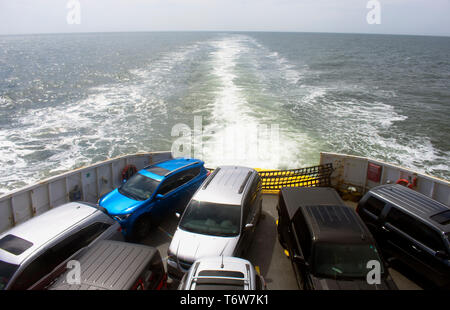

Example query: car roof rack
[202,167,221,190]
[238,171,253,194]
[190,275,250,288]
[164,161,200,177]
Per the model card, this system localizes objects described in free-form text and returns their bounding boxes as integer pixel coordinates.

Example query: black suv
[277,187,397,290]
[357,184,450,289]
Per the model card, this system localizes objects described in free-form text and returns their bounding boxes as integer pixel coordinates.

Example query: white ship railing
[0,151,173,233]
[0,151,448,234]
[320,152,450,206]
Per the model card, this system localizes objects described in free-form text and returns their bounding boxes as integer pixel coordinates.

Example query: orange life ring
[409,177,417,189]
[122,164,137,181]
[396,177,417,189]
[396,178,409,187]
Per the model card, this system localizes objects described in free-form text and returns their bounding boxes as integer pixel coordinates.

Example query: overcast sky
[0,0,449,36]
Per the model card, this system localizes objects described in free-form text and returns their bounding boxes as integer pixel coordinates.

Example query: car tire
[132,214,153,241]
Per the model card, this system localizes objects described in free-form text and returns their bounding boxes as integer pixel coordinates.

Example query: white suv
[178,256,266,290]
[167,166,262,279]
[0,202,122,290]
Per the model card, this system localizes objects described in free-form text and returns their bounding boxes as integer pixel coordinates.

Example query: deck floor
[140,194,422,290]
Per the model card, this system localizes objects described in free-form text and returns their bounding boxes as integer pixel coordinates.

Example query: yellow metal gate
[256,163,333,194]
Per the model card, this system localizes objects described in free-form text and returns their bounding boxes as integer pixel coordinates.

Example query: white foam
[0,95,14,108]
[295,84,448,177]
[0,42,205,194]
[199,35,314,169]
[1,34,448,194]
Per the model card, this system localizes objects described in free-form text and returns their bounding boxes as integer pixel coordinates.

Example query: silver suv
[178,256,266,290]
[167,166,262,279]
[0,202,122,290]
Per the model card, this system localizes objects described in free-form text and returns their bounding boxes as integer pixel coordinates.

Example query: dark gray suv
[277,187,397,290]
[357,184,450,289]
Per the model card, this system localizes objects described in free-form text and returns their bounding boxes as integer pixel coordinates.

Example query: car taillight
[206,170,211,176]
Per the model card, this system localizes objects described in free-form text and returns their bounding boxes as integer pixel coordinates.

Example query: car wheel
[132,215,152,241]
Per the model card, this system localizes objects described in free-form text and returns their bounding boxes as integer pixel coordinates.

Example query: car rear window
[0,234,33,256]
[0,260,19,290]
[430,210,450,225]
[145,166,170,176]
[363,196,385,217]
[198,270,244,278]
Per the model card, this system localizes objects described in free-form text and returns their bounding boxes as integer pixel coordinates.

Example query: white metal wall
[0,152,173,233]
[1,151,448,234]
[320,152,450,206]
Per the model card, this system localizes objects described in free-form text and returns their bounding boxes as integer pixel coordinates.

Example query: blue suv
[99,158,208,240]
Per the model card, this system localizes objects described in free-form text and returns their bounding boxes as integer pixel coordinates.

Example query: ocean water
[0,32,449,194]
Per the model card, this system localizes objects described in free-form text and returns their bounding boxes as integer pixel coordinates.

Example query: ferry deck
[144,194,423,290]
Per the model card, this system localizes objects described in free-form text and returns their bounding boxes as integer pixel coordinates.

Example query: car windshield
[118,173,160,201]
[0,260,19,290]
[313,243,384,279]
[179,200,241,237]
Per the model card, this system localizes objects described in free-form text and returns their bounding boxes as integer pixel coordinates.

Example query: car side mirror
[155,193,164,200]
[435,250,449,260]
